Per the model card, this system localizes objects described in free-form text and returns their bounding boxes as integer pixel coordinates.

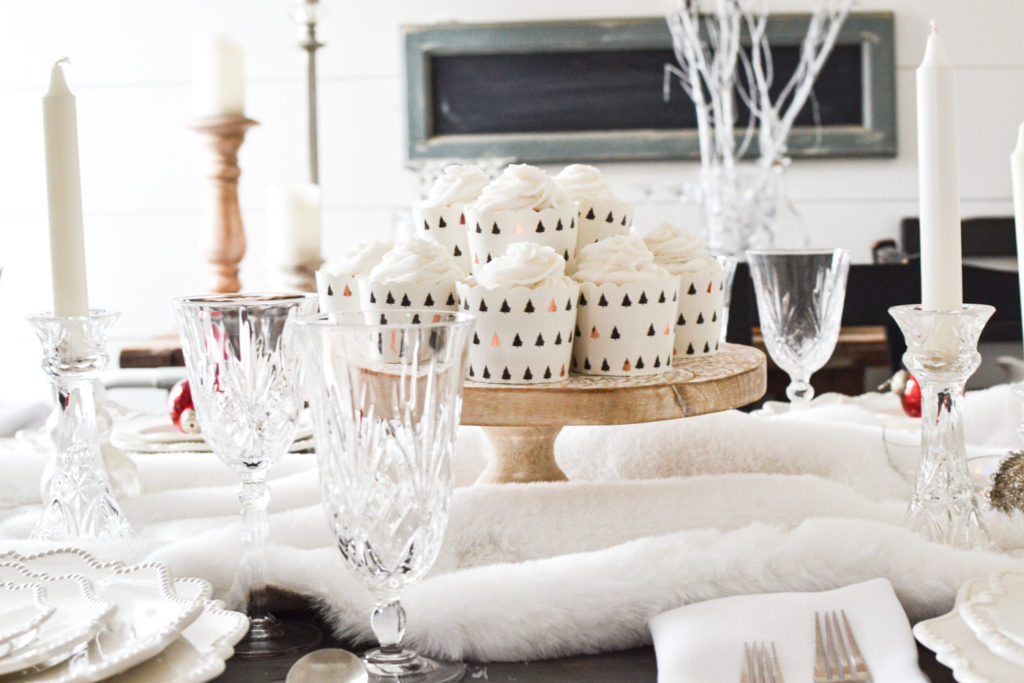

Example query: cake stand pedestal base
[478,426,569,484]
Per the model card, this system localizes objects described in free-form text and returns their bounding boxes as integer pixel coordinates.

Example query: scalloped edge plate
[0,570,114,675]
[0,582,54,649]
[914,577,1024,683]
[958,572,1024,667]
[113,598,249,683]
[0,559,204,683]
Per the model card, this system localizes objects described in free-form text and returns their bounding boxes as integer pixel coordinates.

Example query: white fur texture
[2,386,1024,661]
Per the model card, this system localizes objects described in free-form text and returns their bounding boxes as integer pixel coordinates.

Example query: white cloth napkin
[649,578,927,683]
[0,401,48,438]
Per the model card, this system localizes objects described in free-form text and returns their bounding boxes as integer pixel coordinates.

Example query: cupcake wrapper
[576,198,634,246]
[457,281,579,384]
[673,267,726,357]
[413,203,472,274]
[316,270,361,314]
[464,205,579,276]
[571,278,679,376]
[360,279,460,362]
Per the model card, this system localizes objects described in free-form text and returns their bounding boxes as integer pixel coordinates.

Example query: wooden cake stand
[461,343,766,484]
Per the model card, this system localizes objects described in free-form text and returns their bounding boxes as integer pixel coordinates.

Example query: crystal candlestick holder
[27,310,134,540]
[889,304,994,549]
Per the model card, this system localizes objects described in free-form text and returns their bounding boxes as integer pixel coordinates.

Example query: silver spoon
[285,648,368,683]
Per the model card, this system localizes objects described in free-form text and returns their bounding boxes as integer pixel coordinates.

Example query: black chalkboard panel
[430,45,863,137]
[404,16,895,163]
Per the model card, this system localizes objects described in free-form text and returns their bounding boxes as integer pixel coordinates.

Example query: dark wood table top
[215,607,955,682]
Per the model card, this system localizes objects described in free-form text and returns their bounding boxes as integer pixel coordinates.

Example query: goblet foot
[233,615,322,658]
[363,646,465,682]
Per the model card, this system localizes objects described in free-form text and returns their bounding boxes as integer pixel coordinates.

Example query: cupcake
[316,239,393,313]
[464,164,579,275]
[361,237,465,361]
[571,233,679,376]
[644,223,725,357]
[554,164,632,246]
[412,164,488,273]
[457,243,579,384]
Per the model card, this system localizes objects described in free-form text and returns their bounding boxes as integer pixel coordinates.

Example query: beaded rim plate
[0,548,247,683]
[0,571,115,676]
[0,559,204,683]
[958,572,1024,667]
[0,582,54,650]
[914,577,1024,683]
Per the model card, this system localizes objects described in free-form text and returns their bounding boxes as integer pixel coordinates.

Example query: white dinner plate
[0,582,54,651]
[111,598,249,683]
[0,560,204,683]
[958,571,1024,667]
[0,571,115,676]
[111,411,314,453]
[914,577,1024,683]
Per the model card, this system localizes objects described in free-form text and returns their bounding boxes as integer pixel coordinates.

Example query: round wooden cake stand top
[460,343,766,484]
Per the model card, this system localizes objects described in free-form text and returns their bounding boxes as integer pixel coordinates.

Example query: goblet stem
[786,375,814,404]
[238,478,276,631]
[371,596,407,652]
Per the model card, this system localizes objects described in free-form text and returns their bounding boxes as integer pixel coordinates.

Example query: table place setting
[650,578,922,682]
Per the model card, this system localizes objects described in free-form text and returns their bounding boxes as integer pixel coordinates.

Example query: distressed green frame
[403,13,896,163]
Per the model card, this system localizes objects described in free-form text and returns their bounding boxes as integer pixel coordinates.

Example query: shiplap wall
[1,0,1023,400]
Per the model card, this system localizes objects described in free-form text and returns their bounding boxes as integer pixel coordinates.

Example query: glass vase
[888,304,994,549]
[27,310,134,540]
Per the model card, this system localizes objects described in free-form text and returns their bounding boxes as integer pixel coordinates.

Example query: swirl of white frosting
[469,164,571,213]
[324,239,394,277]
[643,223,714,275]
[421,164,489,206]
[553,164,617,202]
[475,242,572,289]
[573,233,671,285]
[368,237,464,284]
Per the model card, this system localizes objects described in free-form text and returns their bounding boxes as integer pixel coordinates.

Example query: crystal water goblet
[747,248,850,404]
[298,309,474,682]
[175,293,321,657]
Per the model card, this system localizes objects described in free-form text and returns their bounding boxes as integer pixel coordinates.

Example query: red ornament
[168,379,201,434]
[900,373,922,418]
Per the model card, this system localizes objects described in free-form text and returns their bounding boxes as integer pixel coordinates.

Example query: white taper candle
[916,20,963,312]
[1010,123,1024,354]
[43,59,89,317]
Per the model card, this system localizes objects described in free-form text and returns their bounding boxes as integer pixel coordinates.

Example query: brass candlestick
[191,116,258,294]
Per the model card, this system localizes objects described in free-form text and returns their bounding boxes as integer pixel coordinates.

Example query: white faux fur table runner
[3,387,1024,661]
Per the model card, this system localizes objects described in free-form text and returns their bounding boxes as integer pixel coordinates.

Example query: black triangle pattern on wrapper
[439,216,447,228]
[326,285,333,296]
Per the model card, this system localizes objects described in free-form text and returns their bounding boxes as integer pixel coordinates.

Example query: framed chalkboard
[403,14,895,163]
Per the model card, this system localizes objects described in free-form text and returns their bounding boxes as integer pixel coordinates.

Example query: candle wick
[929,19,938,34]
[55,56,71,68]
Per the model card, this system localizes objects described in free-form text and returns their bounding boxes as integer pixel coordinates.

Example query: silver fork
[814,610,873,682]
[741,641,784,683]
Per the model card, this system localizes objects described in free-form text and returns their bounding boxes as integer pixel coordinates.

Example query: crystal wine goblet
[746,248,850,404]
[298,309,474,682]
[175,293,321,657]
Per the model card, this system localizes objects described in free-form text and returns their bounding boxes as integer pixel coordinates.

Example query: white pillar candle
[1011,123,1024,353]
[265,185,321,266]
[190,33,244,117]
[916,20,963,312]
[43,60,89,317]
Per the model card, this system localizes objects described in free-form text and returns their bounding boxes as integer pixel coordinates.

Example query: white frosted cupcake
[412,164,488,273]
[457,243,579,384]
[361,236,464,314]
[644,223,725,357]
[464,164,579,275]
[554,164,632,246]
[316,239,393,313]
[571,233,679,376]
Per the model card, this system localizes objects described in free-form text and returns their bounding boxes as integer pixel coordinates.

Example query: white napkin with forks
[649,578,927,682]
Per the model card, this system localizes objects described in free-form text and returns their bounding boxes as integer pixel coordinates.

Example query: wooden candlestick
[191,116,258,293]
